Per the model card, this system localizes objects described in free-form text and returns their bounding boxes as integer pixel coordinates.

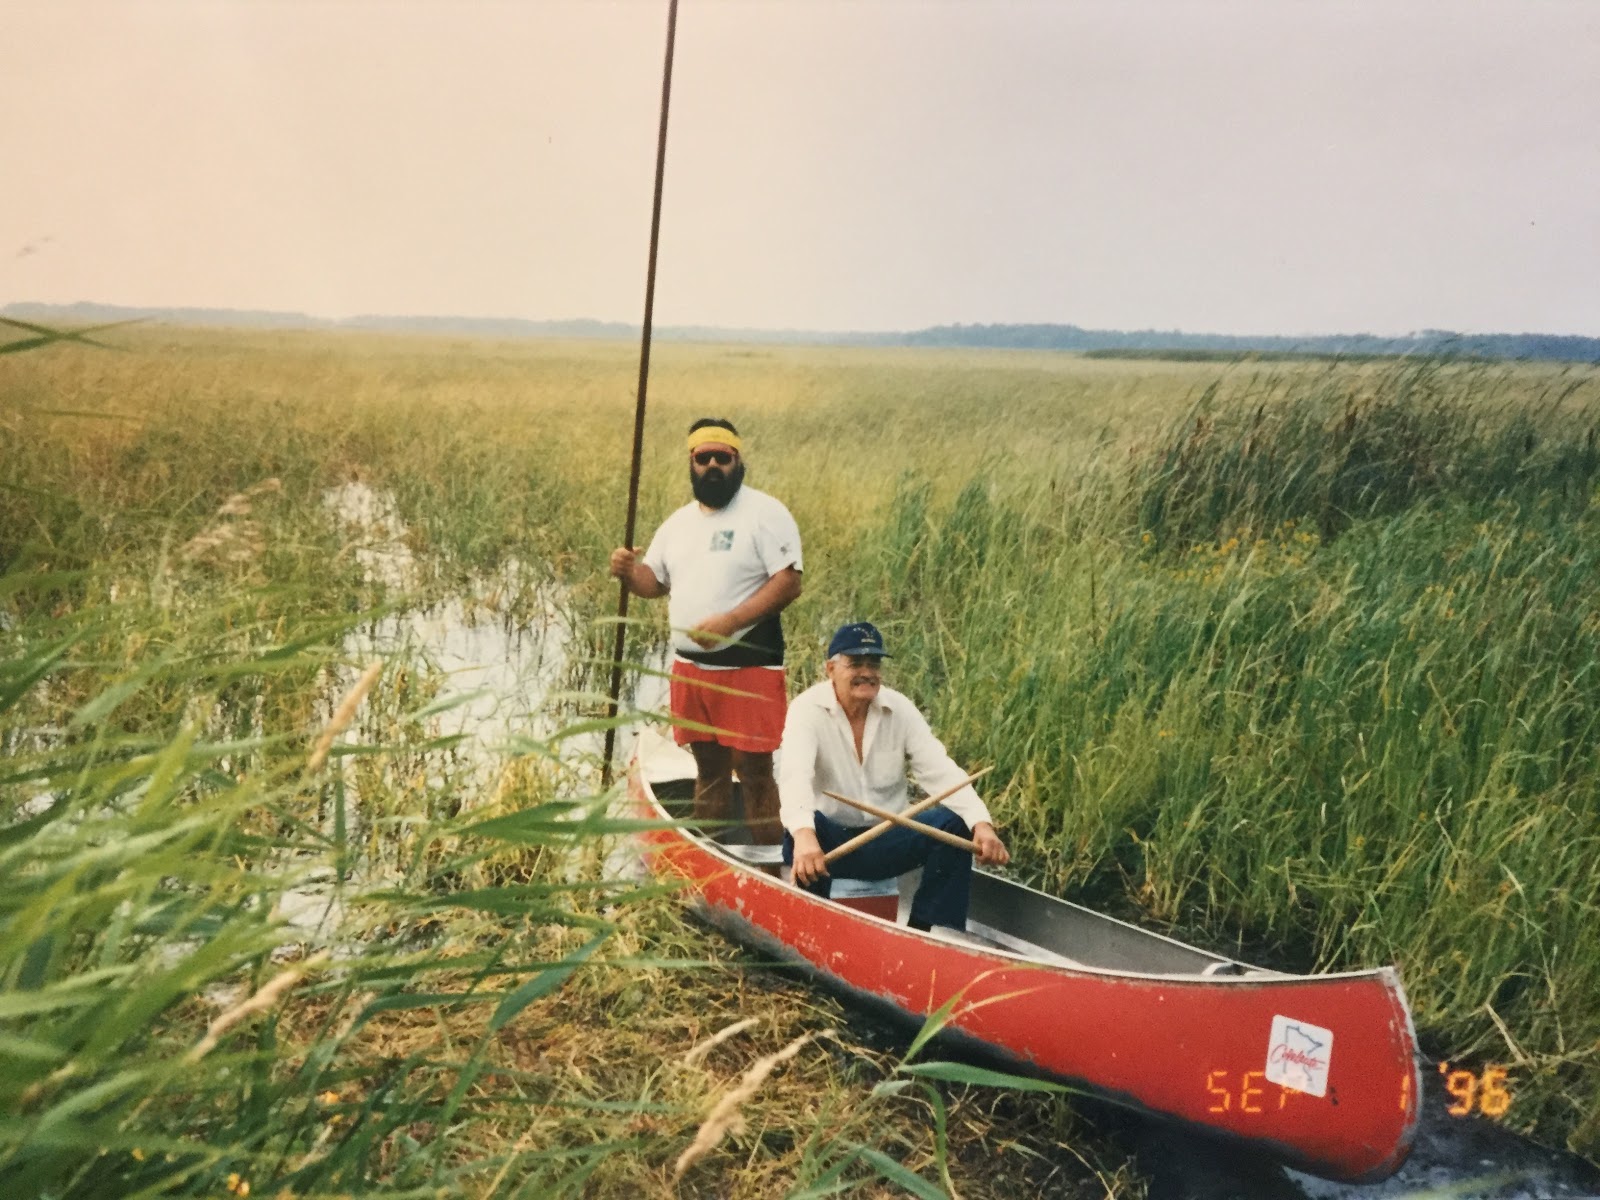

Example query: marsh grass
[6,326,1600,1184]
[3,329,1143,1196]
[1138,361,1600,544]
[849,365,1600,1156]
[0,573,660,1196]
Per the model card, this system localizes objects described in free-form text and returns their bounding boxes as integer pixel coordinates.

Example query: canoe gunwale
[652,779,1401,987]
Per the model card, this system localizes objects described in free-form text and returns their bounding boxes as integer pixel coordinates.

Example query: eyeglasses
[693,450,736,467]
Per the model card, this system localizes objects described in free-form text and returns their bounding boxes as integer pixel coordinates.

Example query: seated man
[777,621,1009,931]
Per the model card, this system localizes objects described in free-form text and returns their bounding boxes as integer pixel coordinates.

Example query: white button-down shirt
[777,680,992,835]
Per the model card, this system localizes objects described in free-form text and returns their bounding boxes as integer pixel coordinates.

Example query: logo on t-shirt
[709,530,734,552]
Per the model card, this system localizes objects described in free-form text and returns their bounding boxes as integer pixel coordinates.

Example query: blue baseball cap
[827,621,890,659]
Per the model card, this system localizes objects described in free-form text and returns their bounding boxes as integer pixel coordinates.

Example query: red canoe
[629,734,1421,1182]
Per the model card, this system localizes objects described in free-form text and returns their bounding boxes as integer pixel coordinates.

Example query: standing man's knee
[733,749,781,843]
[731,749,774,781]
[689,743,735,824]
[691,742,733,779]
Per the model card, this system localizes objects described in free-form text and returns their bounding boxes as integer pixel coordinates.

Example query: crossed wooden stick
[820,767,992,863]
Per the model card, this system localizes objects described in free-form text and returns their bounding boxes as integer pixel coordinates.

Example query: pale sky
[5,1,1598,337]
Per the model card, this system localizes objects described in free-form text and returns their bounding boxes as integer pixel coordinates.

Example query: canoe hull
[631,766,1420,1182]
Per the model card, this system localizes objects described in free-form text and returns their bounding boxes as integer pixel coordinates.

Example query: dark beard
[690,461,745,509]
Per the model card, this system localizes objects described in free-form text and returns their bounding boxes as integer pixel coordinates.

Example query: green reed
[0,349,639,1195]
[1138,360,1599,545]
[9,328,1600,1182]
[834,369,1600,1157]
[5,330,1129,1197]
[0,574,665,1197]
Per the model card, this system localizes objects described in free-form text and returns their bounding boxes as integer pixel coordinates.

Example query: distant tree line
[899,322,1600,363]
[5,303,1597,364]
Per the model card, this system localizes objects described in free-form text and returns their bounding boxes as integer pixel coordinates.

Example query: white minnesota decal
[1265,1015,1333,1097]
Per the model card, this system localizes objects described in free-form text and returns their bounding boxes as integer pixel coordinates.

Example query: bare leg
[732,749,781,845]
[688,741,735,832]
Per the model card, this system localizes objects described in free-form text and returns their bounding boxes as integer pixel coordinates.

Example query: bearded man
[610,418,802,843]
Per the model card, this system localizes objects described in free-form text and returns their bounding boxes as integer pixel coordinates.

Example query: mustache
[690,460,745,507]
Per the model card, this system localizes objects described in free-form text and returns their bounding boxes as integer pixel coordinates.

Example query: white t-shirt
[642,486,802,661]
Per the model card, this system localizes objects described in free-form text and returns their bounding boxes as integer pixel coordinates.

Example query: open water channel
[1130,1075,1600,1199]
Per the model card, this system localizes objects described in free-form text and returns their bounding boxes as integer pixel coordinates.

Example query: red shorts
[669,661,787,754]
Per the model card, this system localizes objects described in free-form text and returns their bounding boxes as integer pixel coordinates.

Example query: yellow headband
[687,426,742,453]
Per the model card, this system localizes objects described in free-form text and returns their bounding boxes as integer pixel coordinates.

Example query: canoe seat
[829,877,901,922]
[722,843,786,866]
[831,892,901,921]
[967,921,1090,968]
[923,925,1000,951]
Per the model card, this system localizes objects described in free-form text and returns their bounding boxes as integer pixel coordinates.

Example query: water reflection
[1285,1071,1600,1198]
[280,482,667,938]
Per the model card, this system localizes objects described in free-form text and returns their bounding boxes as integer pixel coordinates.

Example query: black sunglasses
[693,450,736,467]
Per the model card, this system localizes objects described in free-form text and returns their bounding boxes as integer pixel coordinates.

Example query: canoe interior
[649,775,1265,979]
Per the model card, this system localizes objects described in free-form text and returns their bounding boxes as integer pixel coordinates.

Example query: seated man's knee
[921,806,971,837]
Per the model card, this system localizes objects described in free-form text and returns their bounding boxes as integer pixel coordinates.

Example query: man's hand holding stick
[786,768,994,887]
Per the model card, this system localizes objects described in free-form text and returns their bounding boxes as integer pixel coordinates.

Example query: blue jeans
[782,806,974,931]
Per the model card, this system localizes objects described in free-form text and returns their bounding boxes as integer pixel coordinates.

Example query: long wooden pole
[602,0,679,789]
